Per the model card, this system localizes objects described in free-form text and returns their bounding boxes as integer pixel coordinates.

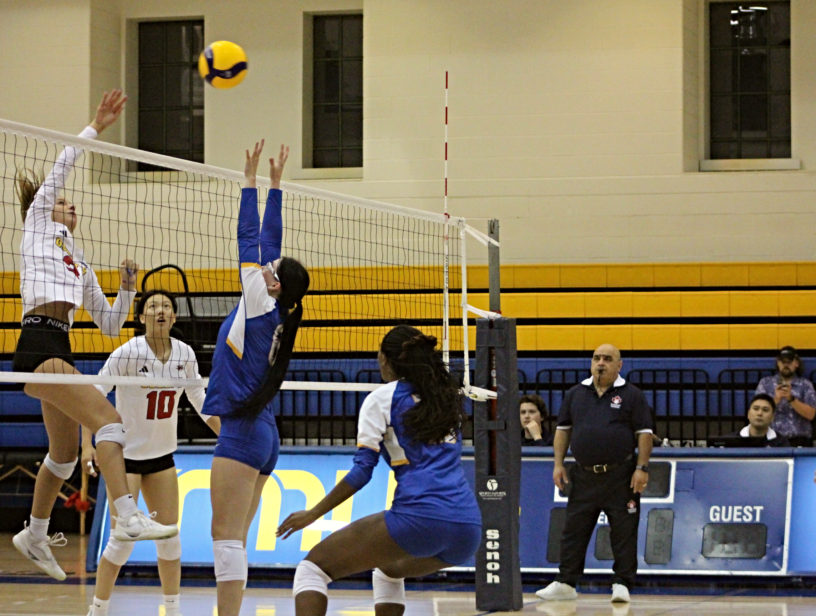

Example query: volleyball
[198,41,248,89]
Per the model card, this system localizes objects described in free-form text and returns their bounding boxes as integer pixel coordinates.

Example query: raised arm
[238,141,264,263]
[260,144,289,264]
[90,89,127,135]
[27,90,126,222]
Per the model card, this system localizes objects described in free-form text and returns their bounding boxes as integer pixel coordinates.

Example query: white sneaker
[12,524,67,581]
[611,583,631,603]
[535,581,578,601]
[112,510,178,542]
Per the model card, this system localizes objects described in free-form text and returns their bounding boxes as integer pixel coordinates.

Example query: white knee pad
[213,540,246,583]
[372,568,405,605]
[155,535,181,561]
[95,423,126,447]
[293,559,332,597]
[102,537,134,566]
[43,453,77,480]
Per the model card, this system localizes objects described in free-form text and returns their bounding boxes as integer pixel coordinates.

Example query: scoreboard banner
[516,457,791,575]
[88,448,816,576]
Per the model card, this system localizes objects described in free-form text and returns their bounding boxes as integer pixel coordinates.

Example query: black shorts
[12,316,74,373]
[124,453,175,476]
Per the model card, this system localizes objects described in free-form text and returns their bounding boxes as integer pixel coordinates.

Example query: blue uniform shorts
[213,411,280,475]
[384,510,482,565]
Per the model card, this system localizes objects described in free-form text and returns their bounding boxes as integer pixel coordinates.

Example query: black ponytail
[237,257,310,418]
[380,324,465,444]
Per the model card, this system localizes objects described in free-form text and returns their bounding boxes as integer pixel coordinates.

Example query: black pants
[556,462,640,589]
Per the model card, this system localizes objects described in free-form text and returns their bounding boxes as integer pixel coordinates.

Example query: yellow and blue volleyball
[198,41,248,89]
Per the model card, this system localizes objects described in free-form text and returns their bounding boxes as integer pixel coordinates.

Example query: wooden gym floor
[2,533,816,615]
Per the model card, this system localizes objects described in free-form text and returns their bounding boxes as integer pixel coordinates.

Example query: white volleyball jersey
[19,125,135,331]
[97,336,208,460]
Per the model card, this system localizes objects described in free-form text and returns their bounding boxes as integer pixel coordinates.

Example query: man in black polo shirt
[536,343,653,604]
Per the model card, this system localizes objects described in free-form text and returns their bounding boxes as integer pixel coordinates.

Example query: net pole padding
[473,317,522,610]
[0,116,485,235]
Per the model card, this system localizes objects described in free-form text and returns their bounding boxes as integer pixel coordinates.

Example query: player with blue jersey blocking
[204,140,310,616]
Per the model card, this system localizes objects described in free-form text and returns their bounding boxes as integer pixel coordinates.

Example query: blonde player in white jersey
[11,90,177,583]
[82,290,220,616]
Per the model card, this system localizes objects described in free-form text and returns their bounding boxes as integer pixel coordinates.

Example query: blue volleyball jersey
[201,187,285,417]
[344,380,481,525]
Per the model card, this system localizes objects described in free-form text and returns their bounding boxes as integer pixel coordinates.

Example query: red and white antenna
[442,71,451,367]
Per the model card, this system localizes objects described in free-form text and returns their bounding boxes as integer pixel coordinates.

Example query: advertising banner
[89,450,815,576]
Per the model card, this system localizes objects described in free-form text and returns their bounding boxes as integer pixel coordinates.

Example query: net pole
[442,70,451,368]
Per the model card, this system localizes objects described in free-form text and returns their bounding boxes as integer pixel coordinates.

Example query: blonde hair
[14,169,44,222]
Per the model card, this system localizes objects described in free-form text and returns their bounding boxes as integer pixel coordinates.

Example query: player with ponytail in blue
[278,324,481,616]
[204,140,309,616]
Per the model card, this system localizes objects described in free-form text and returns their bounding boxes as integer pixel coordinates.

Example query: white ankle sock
[163,594,181,614]
[113,494,138,519]
[90,596,109,615]
[28,516,49,541]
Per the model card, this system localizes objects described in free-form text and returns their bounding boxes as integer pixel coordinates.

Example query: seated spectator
[719,393,789,447]
[520,394,552,446]
[756,346,816,447]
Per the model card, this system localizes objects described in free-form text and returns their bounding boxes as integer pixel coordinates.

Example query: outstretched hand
[244,139,265,188]
[119,258,139,291]
[277,509,319,539]
[91,89,127,133]
[269,144,289,190]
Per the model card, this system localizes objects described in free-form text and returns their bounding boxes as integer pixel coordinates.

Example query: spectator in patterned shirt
[755,346,816,447]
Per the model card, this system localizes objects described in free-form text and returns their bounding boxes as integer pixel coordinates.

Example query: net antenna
[442,70,451,369]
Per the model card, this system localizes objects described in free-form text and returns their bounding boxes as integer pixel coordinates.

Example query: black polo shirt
[556,376,653,466]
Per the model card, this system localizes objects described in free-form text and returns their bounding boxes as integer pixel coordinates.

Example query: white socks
[89,597,109,616]
[28,516,50,542]
[112,494,138,519]
[163,594,181,615]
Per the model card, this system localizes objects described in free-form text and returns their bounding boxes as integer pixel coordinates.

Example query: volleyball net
[0,118,497,444]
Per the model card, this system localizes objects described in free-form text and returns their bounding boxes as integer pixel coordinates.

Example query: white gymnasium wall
[0,0,93,132]
[1,0,815,267]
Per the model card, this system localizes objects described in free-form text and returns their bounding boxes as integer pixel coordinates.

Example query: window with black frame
[709,2,790,159]
[311,14,363,168]
[138,20,205,170]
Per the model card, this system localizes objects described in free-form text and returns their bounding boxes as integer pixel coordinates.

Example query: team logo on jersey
[62,255,80,278]
[611,395,622,409]
[177,364,184,371]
